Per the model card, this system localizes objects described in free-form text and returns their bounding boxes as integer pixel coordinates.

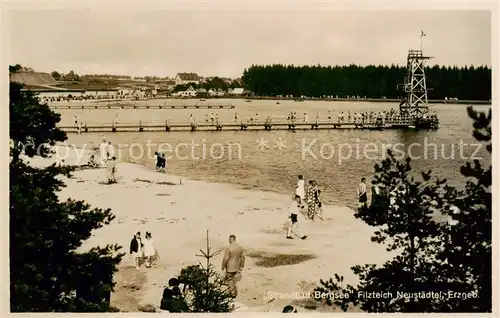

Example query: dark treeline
[241,64,491,101]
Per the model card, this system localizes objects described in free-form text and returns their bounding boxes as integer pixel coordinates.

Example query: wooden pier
[59,118,438,133]
[50,104,236,110]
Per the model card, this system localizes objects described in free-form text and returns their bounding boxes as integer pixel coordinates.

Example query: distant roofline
[20,88,120,93]
[21,88,86,93]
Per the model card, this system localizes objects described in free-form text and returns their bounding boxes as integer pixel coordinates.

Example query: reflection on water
[61,99,491,208]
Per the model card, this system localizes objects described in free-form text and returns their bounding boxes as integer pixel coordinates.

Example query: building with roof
[175,73,200,85]
[229,87,245,95]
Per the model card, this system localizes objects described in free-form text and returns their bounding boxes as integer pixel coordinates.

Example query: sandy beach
[27,145,394,312]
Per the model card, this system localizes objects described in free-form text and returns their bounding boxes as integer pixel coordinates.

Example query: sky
[7,9,491,78]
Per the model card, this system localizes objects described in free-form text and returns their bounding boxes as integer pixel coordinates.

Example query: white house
[118,88,135,95]
[229,88,244,95]
[175,73,200,85]
[38,91,85,99]
[180,85,197,97]
[86,90,119,98]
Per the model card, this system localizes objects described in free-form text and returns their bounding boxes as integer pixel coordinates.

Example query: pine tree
[9,76,124,312]
[177,231,235,312]
[314,106,492,312]
[436,106,492,312]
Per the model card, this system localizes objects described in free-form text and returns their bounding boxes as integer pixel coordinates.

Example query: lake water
[59,98,491,208]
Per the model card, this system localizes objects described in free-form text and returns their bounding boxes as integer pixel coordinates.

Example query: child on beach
[86,154,98,168]
[286,195,308,240]
[155,152,166,172]
[160,278,189,312]
[161,153,167,172]
[295,175,305,208]
[315,189,323,220]
[130,232,144,270]
[143,232,159,268]
[357,177,368,208]
[106,156,117,183]
[99,137,108,166]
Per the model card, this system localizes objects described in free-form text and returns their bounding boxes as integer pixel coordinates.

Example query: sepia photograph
[5,2,495,314]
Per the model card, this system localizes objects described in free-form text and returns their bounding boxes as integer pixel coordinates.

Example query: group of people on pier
[70,107,437,133]
[284,108,414,125]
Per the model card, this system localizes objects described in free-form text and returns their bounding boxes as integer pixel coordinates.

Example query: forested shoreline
[242,64,491,101]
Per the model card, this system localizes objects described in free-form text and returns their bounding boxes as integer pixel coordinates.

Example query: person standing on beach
[107,141,115,160]
[106,156,117,183]
[154,152,161,172]
[315,189,323,220]
[370,180,380,208]
[130,232,144,270]
[221,235,245,297]
[161,153,167,172]
[306,180,317,220]
[295,175,305,208]
[143,232,159,268]
[357,177,368,208]
[99,137,108,166]
[286,195,308,240]
[311,180,320,220]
